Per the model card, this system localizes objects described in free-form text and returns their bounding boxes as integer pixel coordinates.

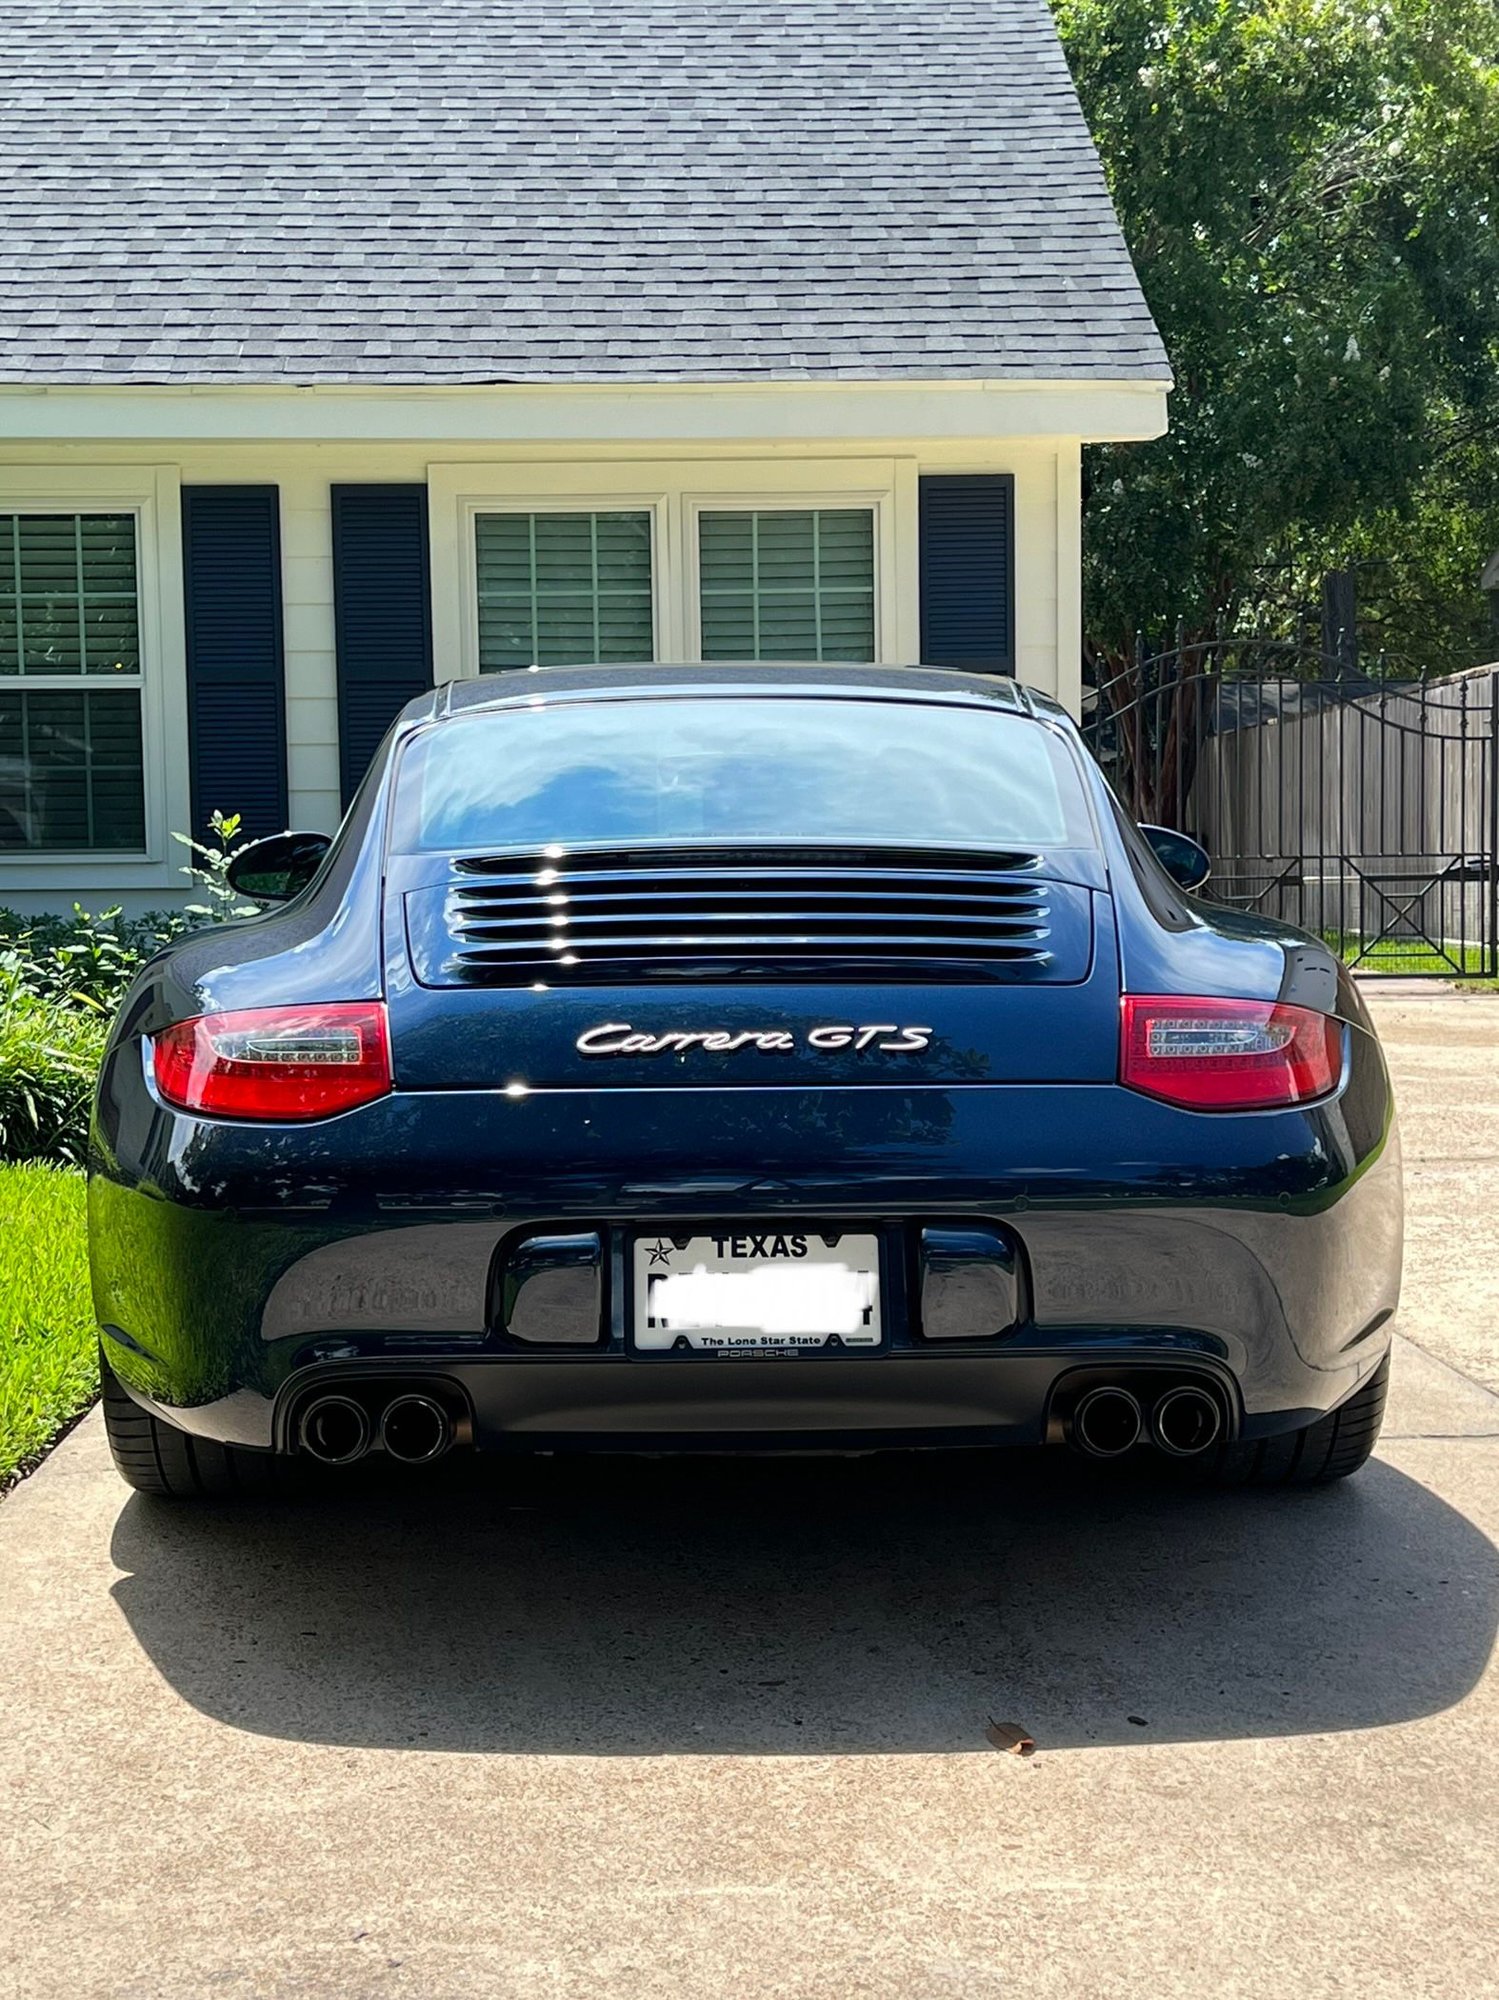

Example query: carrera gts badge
[574,1022,933,1057]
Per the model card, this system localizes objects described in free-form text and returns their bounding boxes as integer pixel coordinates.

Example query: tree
[1054,0,1499,675]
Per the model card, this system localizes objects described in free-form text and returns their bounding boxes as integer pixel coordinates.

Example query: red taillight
[152,1003,392,1121]
[1121,996,1343,1112]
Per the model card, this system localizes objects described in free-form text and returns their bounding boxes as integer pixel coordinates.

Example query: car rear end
[89,672,1401,1478]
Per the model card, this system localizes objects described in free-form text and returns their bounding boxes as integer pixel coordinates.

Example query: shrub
[0,809,258,1165]
[0,808,258,1016]
[0,904,187,1011]
[0,975,108,1167]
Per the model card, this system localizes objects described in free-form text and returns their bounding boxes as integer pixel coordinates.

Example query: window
[698,509,876,662]
[0,513,145,850]
[392,697,1090,854]
[475,511,654,671]
[432,462,905,677]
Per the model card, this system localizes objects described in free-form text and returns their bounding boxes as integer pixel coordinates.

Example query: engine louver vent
[429,846,1056,984]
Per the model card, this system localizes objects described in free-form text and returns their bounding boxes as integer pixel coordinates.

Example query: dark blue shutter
[332,485,433,807]
[918,475,1015,673]
[182,486,288,842]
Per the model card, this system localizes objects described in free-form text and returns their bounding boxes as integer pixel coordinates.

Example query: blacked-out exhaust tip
[1151,1385,1223,1457]
[298,1394,372,1466]
[1071,1385,1144,1459]
[379,1393,454,1466]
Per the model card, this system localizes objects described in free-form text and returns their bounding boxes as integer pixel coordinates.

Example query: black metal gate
[1082,640,1499,978]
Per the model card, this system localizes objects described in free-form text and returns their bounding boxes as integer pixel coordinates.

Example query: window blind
[475,511,654,670]
[0,513,145,851]
[698,509,876,662]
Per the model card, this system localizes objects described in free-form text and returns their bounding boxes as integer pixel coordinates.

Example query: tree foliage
[1055,0,1499,671]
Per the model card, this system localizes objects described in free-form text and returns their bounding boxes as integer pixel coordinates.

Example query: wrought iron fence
[1082,639,1499,978]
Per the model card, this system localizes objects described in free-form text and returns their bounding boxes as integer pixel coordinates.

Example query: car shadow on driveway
[108,1449,1497,1754]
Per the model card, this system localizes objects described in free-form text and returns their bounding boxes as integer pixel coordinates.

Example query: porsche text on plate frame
[87,664,1402,1496]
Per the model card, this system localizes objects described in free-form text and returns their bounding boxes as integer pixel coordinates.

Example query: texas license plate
[632,1230,882,1353]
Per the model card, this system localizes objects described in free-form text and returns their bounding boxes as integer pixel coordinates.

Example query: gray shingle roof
[0,0,1170,386]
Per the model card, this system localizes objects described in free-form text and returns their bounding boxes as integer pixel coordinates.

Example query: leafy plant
[0,806,260,1163]
[0,805,258,1018]
[172,808,260,924]
[0,903,188,1012]
[0,971,108,1167]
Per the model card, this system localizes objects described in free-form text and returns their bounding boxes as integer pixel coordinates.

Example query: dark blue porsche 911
[89,664,1402,1496]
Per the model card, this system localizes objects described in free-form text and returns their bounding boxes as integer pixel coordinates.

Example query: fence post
[1320,571,1358,675]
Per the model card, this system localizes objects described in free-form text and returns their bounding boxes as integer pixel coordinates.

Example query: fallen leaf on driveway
[985,1719,1036,1756]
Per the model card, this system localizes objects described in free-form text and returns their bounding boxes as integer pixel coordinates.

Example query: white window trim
[0,465,186,893]
[428,457,919,678]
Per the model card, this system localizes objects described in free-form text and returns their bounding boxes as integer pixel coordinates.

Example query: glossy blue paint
[88,665,1402,1461]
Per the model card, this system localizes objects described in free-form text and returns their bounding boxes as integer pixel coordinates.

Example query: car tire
[99,1348,285,1498]
[1204,1352,1391,1488]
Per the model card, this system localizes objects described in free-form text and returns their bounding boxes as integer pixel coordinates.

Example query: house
[0,0,1169,913]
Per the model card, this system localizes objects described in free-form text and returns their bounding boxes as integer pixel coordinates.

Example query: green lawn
[0,1165,96,1486]
[1321,933,1499,985]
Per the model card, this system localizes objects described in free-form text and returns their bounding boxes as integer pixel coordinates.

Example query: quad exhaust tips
[1069,1380,1224,1460]
[296,1388,455,1465]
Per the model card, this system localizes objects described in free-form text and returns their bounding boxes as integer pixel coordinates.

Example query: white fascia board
[0,379,1171,446]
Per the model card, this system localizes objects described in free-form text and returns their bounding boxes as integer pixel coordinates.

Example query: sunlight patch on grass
[1321,932,1497,980]
[0,1165,96,1486]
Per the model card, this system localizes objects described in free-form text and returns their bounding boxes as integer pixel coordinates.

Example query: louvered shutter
[182,486,288,842]
[918,475,1015,673]
[331,485,434,806]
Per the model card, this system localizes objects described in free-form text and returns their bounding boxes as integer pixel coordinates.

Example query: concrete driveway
[4,990,1498,1999]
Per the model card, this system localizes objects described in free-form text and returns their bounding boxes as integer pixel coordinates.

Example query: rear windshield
[391,695,1093,854]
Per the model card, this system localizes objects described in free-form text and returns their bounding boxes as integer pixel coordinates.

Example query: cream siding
[278,477,341,832]
[0,383,1167,909]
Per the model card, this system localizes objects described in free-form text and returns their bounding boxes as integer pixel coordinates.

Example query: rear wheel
[100,1348,284,1498]
[1204,1353,1390,1488]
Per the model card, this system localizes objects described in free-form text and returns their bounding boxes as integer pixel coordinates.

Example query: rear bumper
[90,1060,1402,1454]
[105,1336,1386,1457]
[114,1343,1265,1455]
